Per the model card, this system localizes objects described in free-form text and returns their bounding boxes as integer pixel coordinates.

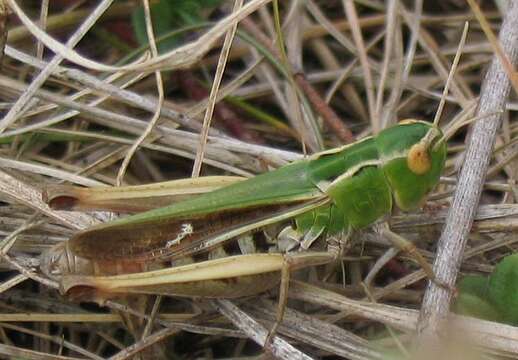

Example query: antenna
[442,111,503,143]
[433,22,470,128]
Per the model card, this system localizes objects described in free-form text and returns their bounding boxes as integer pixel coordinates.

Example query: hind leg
[264,251,336,347]
[373,223,452,291]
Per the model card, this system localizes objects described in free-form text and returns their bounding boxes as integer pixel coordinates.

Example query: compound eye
[407,143,431,175]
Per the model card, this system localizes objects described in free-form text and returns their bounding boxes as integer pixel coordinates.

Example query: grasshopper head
[376,120,447,211]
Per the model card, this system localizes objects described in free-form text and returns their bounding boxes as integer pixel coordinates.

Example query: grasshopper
[40,119,447,305]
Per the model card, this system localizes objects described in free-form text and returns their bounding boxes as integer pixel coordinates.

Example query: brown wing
[69,197,329,262]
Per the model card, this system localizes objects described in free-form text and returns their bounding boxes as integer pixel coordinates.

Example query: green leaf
[453,275,504,322]
[457,274,489,299]
[488,254,518,324]
[131,0,225,53]
[131,1,178,53]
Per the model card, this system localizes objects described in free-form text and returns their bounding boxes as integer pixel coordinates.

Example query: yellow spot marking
[407,143,431,175]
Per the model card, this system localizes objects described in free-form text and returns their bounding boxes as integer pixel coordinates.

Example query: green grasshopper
[40,119,447,304]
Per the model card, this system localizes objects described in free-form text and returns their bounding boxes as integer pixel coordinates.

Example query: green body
[69,120,447,262]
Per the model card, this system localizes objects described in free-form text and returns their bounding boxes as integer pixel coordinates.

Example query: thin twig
[294,73,354,143]
[416,0,518,350]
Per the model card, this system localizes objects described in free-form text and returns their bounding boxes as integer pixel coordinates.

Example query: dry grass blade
[116,0,164,185]
[380,0,422,127]
[375,0,397,121]
[290,281,518,356]
[0,170,100,229]
[7,0,272,72]
[3,45,205,133]
[342,0,377,132]
[0,274,28,295]
[0,0,115,132]
[245,300,382,359]
[192,0,243,177]
[466,0,518,96]
[212,299,314,360]
[107,326,179,360]
[0,0,8,69]
[0,342,81,360]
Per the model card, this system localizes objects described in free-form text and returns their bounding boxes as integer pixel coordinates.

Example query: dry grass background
[0,0,517,359]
